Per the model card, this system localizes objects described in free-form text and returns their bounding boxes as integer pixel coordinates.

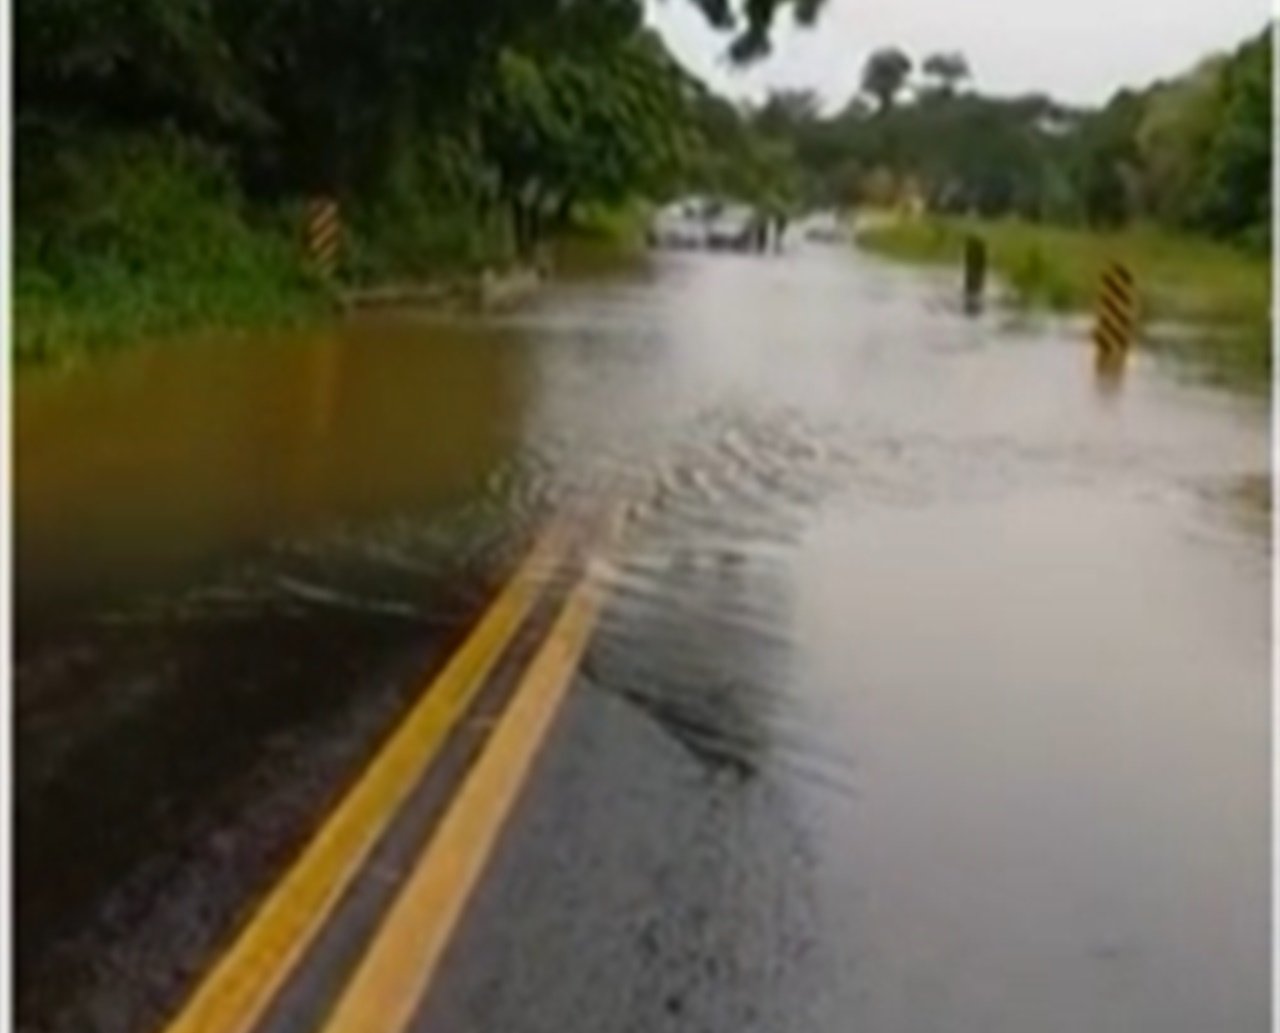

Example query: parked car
[647,204,705,249]
[704,204,758,251]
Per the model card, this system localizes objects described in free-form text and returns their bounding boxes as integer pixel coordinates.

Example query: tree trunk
[510,198,531,258]
[553,194,574,228]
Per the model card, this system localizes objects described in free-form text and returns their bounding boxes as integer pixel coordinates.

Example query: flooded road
[15,245,1269,1032]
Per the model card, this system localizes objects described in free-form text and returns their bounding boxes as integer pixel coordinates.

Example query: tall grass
[13,132,624,368]
[14,134,327,367]
[341,143,515,284]
[857,215,1270,381]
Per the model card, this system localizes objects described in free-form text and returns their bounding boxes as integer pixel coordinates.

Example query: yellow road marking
[316,513,626,1033]
[158,522,573,1033]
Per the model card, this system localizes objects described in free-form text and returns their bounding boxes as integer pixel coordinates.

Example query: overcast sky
[645,0,1270,110]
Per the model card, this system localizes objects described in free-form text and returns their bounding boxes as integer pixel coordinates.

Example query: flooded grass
[12,137,335,370]
[857,216,1271,383]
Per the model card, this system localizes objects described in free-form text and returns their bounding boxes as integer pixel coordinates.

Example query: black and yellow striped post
[306,196,342,278]
[1093,261,1138,361]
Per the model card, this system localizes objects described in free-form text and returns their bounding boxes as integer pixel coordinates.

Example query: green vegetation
[860,216,1270,379]
[16,0,1268,375]
[740,27,1271,379]
[14,134,325,365]
[859,218,1268,324]
[14,0,825,366]
[764,28,1270,253]
[689,87,806,217]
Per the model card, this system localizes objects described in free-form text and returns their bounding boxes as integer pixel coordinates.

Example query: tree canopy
[756,31,1270,251]
[921,52,970,97]
[16,0,836,269]
[480,21,696,249]
[861,48,913,112]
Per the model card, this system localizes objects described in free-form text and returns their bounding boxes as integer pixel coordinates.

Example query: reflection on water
[1094,346,1128,398]
[15,314,530,619]
[14,244,1271,1033]
[507,248,1266,1033]
[790,483,1268,1032]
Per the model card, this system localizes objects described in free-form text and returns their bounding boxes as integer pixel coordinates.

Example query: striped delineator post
[1093,261,1138,359]
[306,196,341,278]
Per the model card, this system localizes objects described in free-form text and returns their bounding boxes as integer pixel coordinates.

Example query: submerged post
[962,234,986,314]
[1093,261,1137,359]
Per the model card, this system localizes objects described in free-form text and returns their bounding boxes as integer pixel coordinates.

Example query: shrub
[13,131,319,364]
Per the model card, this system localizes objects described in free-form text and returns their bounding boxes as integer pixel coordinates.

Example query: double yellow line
[160,506,627,1033]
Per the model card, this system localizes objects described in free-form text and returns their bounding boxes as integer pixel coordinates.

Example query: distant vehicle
[647,196,766,253]
[800,211,848,244]
[705,204,757,251]
[648,205,704,249]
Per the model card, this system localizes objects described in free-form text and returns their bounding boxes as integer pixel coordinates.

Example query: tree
[827,156,865,206]
[754,89,822,135]
[861,48,912,113]
[1133,57,1226,224]
[16,0,829,202]
[859,165,897,206]
[480,23,695,254]
[689,0,828,61]
[15,0,253,135]
[921,51,970,97]
[1192,30,1271,248]
[1067,89,1145,226]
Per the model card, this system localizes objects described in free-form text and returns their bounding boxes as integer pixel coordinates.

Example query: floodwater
[14,244,1270,1032]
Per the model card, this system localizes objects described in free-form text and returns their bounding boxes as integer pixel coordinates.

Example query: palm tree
[861,47,913,113]
[922,52,971,97]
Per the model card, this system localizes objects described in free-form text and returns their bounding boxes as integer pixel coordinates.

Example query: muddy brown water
[15,244,1270,1032]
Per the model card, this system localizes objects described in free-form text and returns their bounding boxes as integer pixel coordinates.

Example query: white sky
[645,0,1271,110]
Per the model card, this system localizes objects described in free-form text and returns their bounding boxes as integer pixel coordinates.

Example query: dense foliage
[13,1,1268,363]
[14,0,825,359]
[757,28,1272,251]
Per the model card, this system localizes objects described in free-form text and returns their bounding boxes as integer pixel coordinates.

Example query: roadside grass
[565,199,652,247]
[13,234,326,371]
[13,131,649,371]
[14,134,326,369]
[857,216,1271,383]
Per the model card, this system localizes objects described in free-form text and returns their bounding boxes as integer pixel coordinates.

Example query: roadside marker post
[1093,260,1138,361]
[962,234,987,314]
[306,197,342,279]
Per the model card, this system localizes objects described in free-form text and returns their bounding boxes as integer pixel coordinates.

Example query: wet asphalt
[15,242,1270,1032]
